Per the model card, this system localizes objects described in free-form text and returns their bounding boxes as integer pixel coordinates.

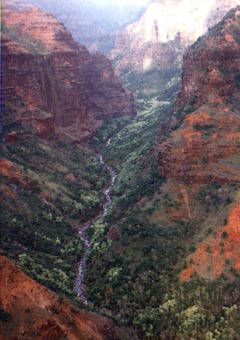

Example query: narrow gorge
[1,1,240,340]
[75,145,117,305]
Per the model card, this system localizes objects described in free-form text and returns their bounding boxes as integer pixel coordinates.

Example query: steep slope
[158,5,240,281]
[2,6,136,142]
[159,7,240,189]
[81,7,240,340]
[1,2,135,317]
[0,125,110,298]
[162,7,240,281]
[3,0,150,53]
[109,0,240,100]
[0,256,132,340]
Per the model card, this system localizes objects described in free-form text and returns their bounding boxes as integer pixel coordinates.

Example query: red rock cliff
[159,7,240,185]
[0,256,129,340]
[2,7,136,141]
[157,7,240,281]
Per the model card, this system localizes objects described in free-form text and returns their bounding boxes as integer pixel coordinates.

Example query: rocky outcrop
[0,255,130,340]
[157,7,240,281]
[158,7,240,185]
[110,0,240,74]
[175,8,240,111]
[2,7,136,142]
[158,106,240,184]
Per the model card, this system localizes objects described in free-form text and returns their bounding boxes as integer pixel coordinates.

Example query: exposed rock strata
[2,7,136,142]
[157,7,240,280]
[159,7,240,185]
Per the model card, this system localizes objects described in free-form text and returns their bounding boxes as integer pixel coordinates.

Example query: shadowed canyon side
[2,6,136,142]
[0,256,129,340]
[158,7,240,280]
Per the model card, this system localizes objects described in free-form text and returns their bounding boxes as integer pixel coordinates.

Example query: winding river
[74,140,116,304]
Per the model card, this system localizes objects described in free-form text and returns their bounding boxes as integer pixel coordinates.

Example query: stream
[74,139,116,304]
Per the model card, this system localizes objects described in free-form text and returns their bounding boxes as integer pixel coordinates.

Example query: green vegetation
[0,100,109,302]
[84,94,240,338]
[3,8,240,335]
[120,66,181,104]
[3,90,240,340]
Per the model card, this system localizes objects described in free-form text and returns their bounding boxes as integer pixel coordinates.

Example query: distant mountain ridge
[3,0,150,53]
[108,0,240,100]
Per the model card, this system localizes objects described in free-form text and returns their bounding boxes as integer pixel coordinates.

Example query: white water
[74,143,116,304]
[74,223,91,304]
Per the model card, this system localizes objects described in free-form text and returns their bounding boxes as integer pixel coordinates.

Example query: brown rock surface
[158,106,240,184]
[2,6,136,142]
[180,201,240,281]
[157,7,240,281]
[175,7,240,111]
[0,255,129,340]
[159,7,240,185]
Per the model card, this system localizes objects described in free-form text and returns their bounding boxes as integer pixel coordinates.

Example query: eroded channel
[74,144,116,304]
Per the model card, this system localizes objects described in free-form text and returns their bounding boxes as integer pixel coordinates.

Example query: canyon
[3,0,149,53]
[1,3,137,339]
[2,1,240,339]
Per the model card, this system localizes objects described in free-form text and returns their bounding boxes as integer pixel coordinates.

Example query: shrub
[0,308,11,322]
[221,231,228,239]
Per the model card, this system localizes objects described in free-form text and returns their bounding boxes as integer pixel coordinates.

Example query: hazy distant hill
[7,0,150,53]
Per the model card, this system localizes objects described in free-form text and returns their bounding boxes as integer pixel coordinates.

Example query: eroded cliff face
[158,7,240,280]
[159,8,240,185]
[2,7,136,142]
[110,0,240,74]
[0,256,129,340]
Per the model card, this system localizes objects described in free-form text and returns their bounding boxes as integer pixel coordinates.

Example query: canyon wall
[110,0,240,74]
[158,7,240,280]
[2,7,136,142]
[159,7,240,185]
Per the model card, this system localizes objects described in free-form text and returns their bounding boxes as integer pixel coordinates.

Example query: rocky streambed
[74,144,116,304]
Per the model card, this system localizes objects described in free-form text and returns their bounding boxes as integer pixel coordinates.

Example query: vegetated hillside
[0,102,108,299]
[0,2,132,291]
[84,8,240,340]
[109,0,240,100]
[2,6,136,143]
[1,0,136,325]
[0,256,133,340]
[3,0,149,53]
